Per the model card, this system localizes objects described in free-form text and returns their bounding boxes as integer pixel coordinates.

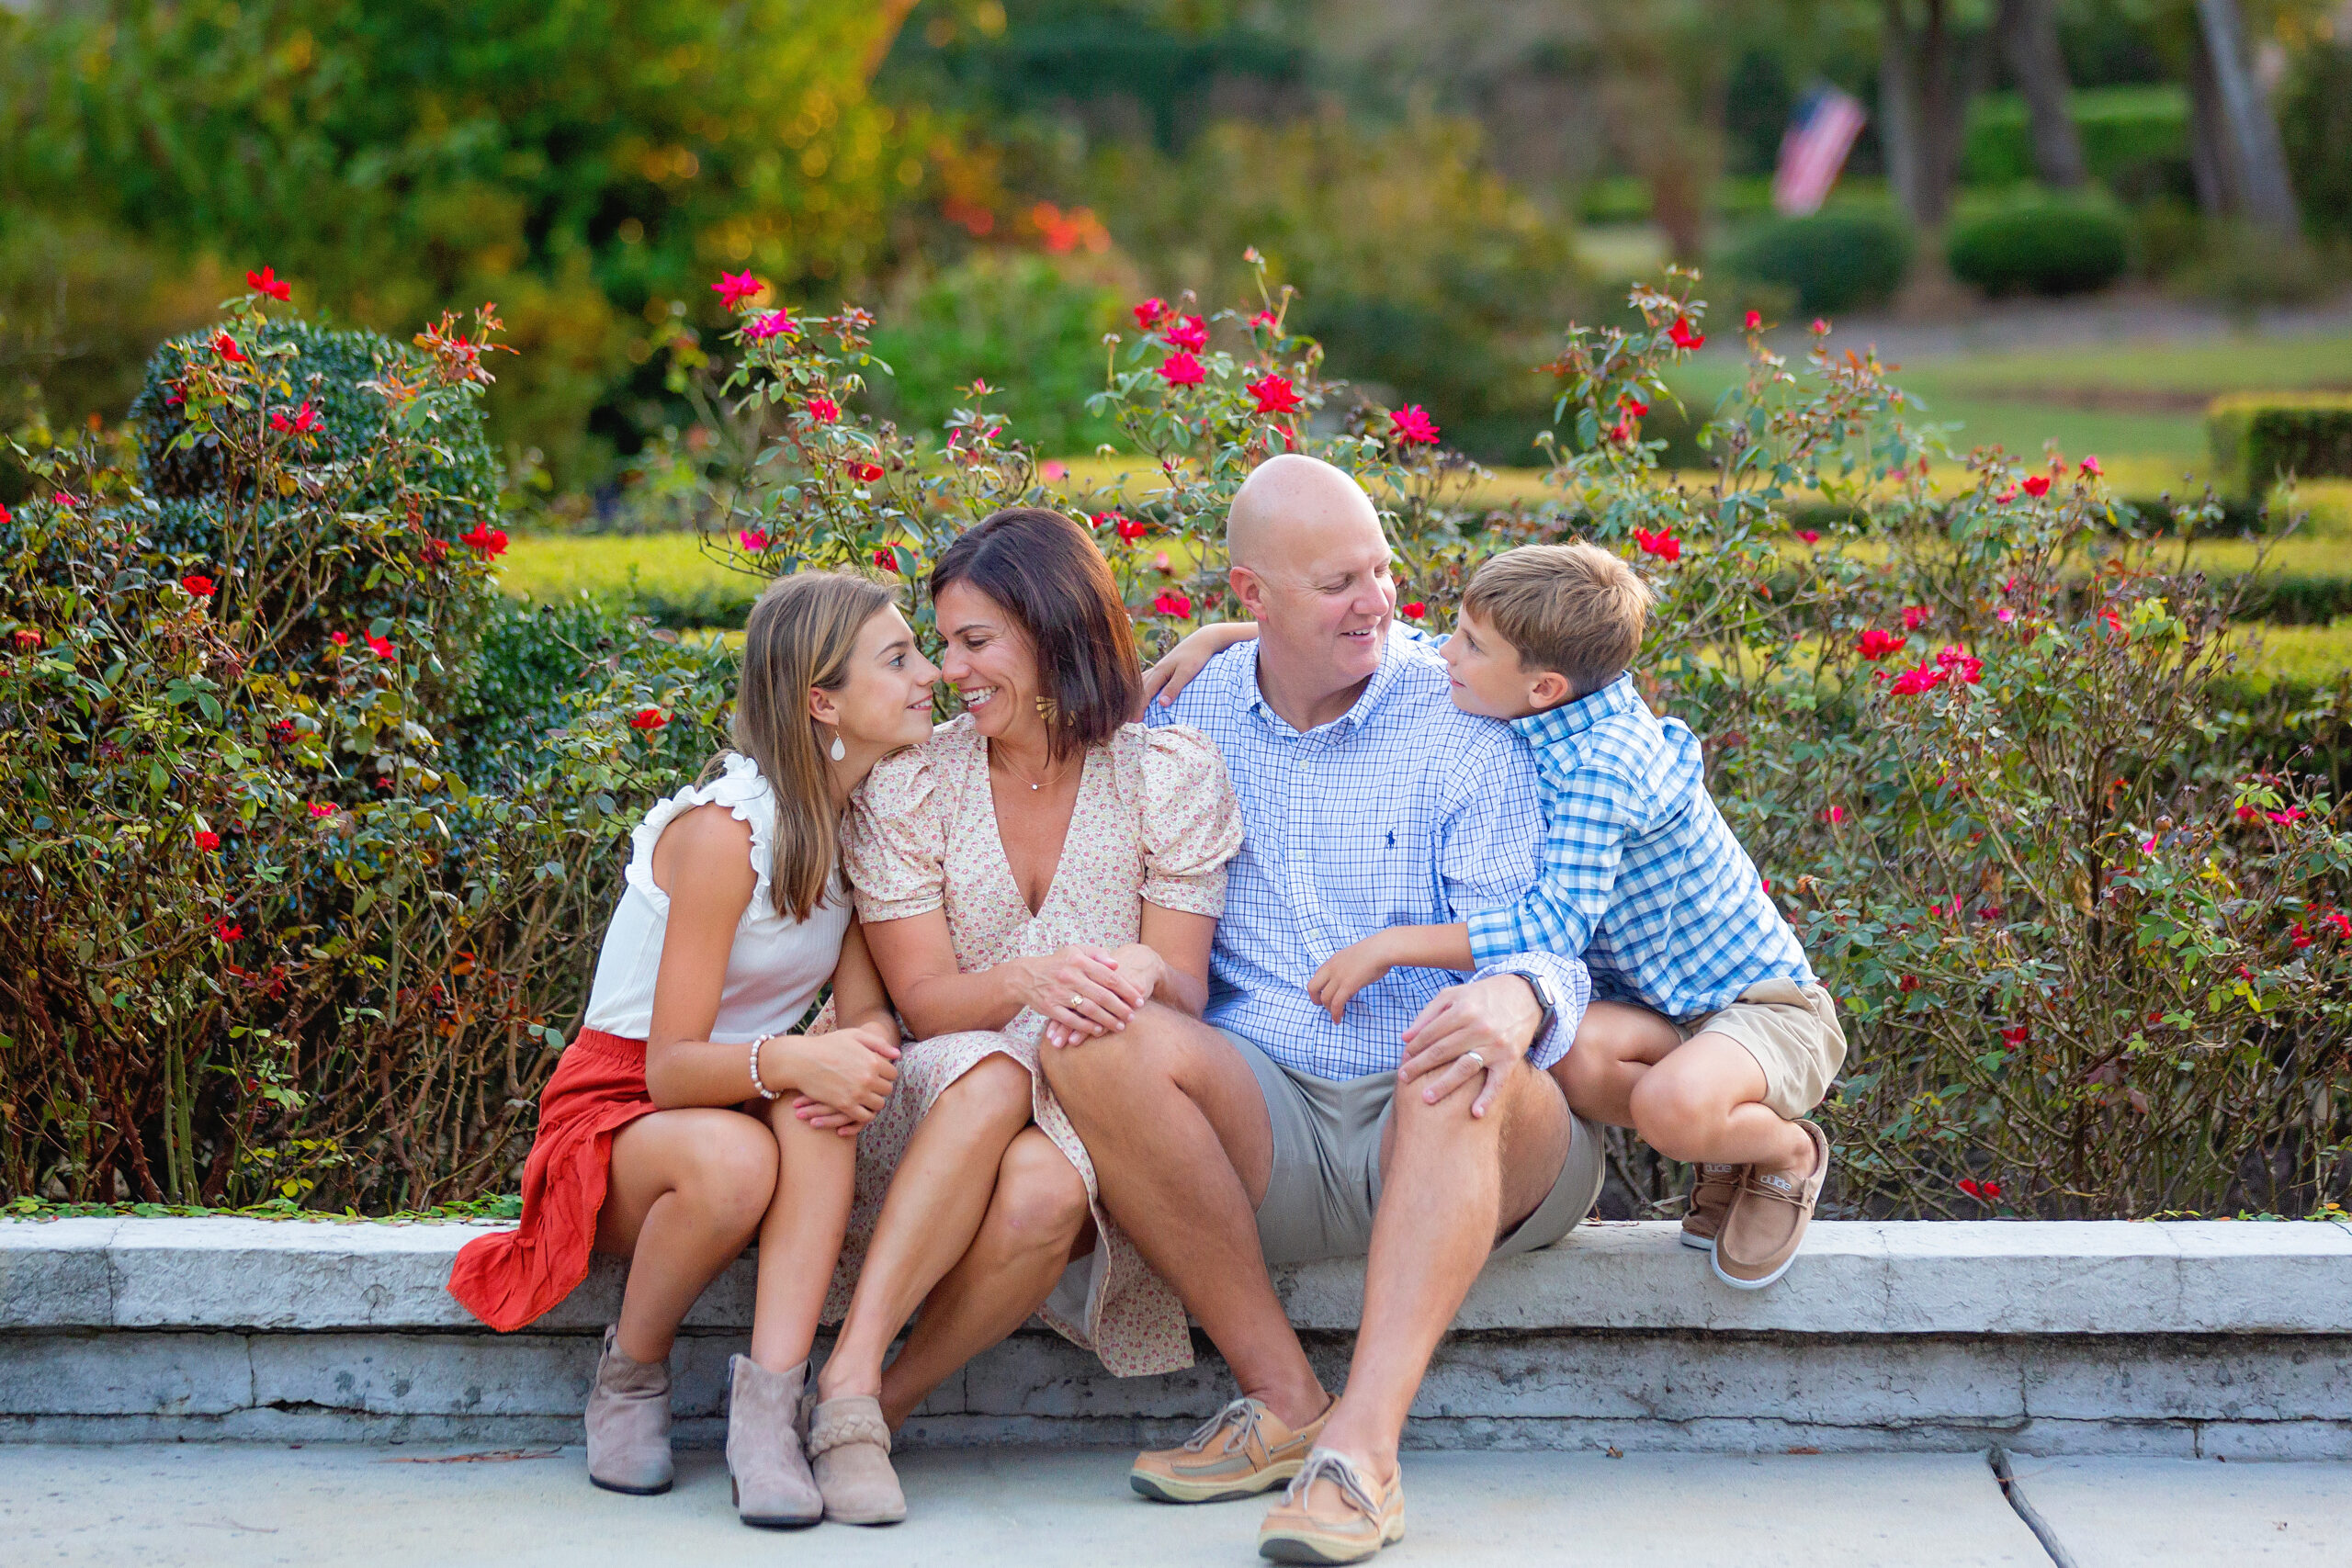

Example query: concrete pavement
[4,1442,2346,1567]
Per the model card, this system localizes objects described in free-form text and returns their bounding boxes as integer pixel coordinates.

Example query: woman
[447,570,945,1529]
[801,507,1242,1523]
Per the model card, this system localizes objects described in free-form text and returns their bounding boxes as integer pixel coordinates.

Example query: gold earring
[1035,694,1060,726]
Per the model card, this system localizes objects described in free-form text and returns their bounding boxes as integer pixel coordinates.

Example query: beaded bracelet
[748,1033,781,1101]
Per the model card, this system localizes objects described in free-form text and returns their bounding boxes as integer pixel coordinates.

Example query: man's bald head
[1227,453,1383,574]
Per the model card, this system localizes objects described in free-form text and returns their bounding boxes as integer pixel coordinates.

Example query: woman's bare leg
[877,1126,1093,1429]
[748,1097,859,1372]
[595,1108,779,1365]
[816,1054,1034,1402]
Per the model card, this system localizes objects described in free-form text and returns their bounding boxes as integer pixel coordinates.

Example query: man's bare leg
[1037,1003,1327,1429]
[1313,1062,1575,1483]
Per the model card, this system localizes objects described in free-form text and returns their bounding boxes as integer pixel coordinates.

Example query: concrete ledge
[5,1217,2348,1456]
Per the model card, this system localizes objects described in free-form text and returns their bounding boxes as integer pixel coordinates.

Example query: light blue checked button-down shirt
[1147,632,1590,1079]
[1464,673,1813,1021]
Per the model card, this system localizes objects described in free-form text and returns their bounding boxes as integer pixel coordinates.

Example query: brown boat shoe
[1713,1120,1830,1291]
[1130,1394,1333,1504]
[1679,1163,1745,1250]
[1257,1449,1405,1564]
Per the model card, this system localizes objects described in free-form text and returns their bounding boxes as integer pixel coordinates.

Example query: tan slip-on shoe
[806,1393,906,1525]
[1257,1449,1405,1565]
[1131,1394,1333,1504]
[724,1355,821,1529]
[1679,1163,1745,1250]
[584,1325,673,1495]
[1713,1120,1830,1290]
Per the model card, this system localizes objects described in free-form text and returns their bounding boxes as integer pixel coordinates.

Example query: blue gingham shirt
[1148,633,1590,1078]
[1464,673,1813,1020]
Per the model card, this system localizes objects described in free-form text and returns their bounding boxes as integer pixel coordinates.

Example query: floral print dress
[824,716,1241,1376]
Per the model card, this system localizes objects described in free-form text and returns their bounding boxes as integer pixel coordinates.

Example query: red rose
[1132,297,1170,330]
[743,310,797,342]
[1249,310,1279,331]
[1151,591,1193,617]
[1888,664,1946,696]
[195,829,221,851]
[1159,351,1206,387]
[366,633,396,660]
[1744,310,1762,331]
[2000,1025,2028,1050]
[212,332,248,365]
[1164,314,1208,352]
[1902,605,1928,631]
[1391,405,1439,446]
[806,394,841,423]
[1633,527,1681,562]
[10,627,37,649]
[845,460,886,484]
[180,574,216,598]
[628,707,667,730]
[1247,373,1302,416]
[1399,602,1427,621]
[739,528,769,553]
[2079,455,2101,476]
[1667,316,1704,351]
[711,271,762,309]
[874,547,898,572]
[214,919,243,942]
[330,630,349,648]
[1115,516,1148,545]
[245,265,291,302]
[2022,474,2051,498]
[1798,529,1821,544]
[459,524,508,557]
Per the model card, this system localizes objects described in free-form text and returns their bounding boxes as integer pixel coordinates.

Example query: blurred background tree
[3,0,2346,486]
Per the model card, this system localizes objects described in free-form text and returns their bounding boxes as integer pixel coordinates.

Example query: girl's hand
[1307,933,1396,1024]
[1014,945,1146,1042]
[1139,620,1257,711]
[778,1025,899,1129]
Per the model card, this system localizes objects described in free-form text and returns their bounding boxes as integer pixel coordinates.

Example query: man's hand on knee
[1397,975,1542,1119]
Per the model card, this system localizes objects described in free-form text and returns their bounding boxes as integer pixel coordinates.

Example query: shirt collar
[1244,631,1409,739]
[1514,671,1640,748]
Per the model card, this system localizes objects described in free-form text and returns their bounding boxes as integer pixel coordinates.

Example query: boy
[1148,543,1844,1288]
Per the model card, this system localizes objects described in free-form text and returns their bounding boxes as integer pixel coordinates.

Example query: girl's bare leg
[877,1126,1094,1430]
[815,1054,1035,1402]
[595,1108,779,1365]
[749,1097,859,1372]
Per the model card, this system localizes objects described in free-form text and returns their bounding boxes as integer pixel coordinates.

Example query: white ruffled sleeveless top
[581,753,853,1044]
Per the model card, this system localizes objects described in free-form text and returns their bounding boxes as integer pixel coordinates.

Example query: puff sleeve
[840,743,946,924]
[1137,725,1242,917]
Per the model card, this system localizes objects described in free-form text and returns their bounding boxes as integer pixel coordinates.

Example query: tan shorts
[1220,1029,1606,1267]
[1678,979,1847,1120]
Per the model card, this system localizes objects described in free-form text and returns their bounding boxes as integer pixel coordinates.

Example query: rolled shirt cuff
[1469,953,1591,1072]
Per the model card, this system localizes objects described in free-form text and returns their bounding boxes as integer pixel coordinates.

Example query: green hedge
[1723,209,1914,315]
[1960,85,2189,186]
[2209,392,2352,497]
[1947,195,2129,297]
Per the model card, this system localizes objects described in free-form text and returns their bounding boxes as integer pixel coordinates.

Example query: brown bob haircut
[929,507,1143,762]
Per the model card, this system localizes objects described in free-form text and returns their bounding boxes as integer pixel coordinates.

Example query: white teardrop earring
[829,729,846,762]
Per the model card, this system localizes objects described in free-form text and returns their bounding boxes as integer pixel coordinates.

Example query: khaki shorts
[1219,1029,1606,1267]
[1678,979,1847,1120]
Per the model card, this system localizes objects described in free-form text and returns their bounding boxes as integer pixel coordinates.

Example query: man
[1038,454,1600,1563]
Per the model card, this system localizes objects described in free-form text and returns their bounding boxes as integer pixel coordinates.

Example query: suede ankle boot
[806,1392,906,1525]
[726,1355,822,1529]
[585,1324,673,1495]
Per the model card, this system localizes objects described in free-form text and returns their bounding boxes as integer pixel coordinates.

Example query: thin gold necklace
[991,740,1065,792]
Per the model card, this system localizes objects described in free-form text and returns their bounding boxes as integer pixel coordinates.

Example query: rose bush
[5,257,2345,1219]
[0,284,730,1208]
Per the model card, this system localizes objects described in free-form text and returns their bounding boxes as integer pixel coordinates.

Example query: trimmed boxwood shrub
[1946,197,2128,297]
[2209,392,2352,497]
[1723,209,1914,315]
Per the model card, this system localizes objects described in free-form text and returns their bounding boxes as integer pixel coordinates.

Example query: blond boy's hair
[1463,542,1653,697]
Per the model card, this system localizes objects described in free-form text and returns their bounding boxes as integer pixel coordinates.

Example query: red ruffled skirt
[447,1029,661,1333]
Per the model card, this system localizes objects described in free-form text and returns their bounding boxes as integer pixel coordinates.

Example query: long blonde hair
[729,570,894,921]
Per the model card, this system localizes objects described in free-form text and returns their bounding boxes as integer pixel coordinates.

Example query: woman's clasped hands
[1024,943,1156,1048]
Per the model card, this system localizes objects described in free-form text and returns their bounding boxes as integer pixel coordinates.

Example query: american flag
[1773,86,1868,217]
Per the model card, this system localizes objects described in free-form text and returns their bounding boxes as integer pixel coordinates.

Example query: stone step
[5,1217,2348,1457]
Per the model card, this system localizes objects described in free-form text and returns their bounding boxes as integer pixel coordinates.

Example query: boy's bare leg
[1628,1033,1815,1173]
[1549,999,1682,1128]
